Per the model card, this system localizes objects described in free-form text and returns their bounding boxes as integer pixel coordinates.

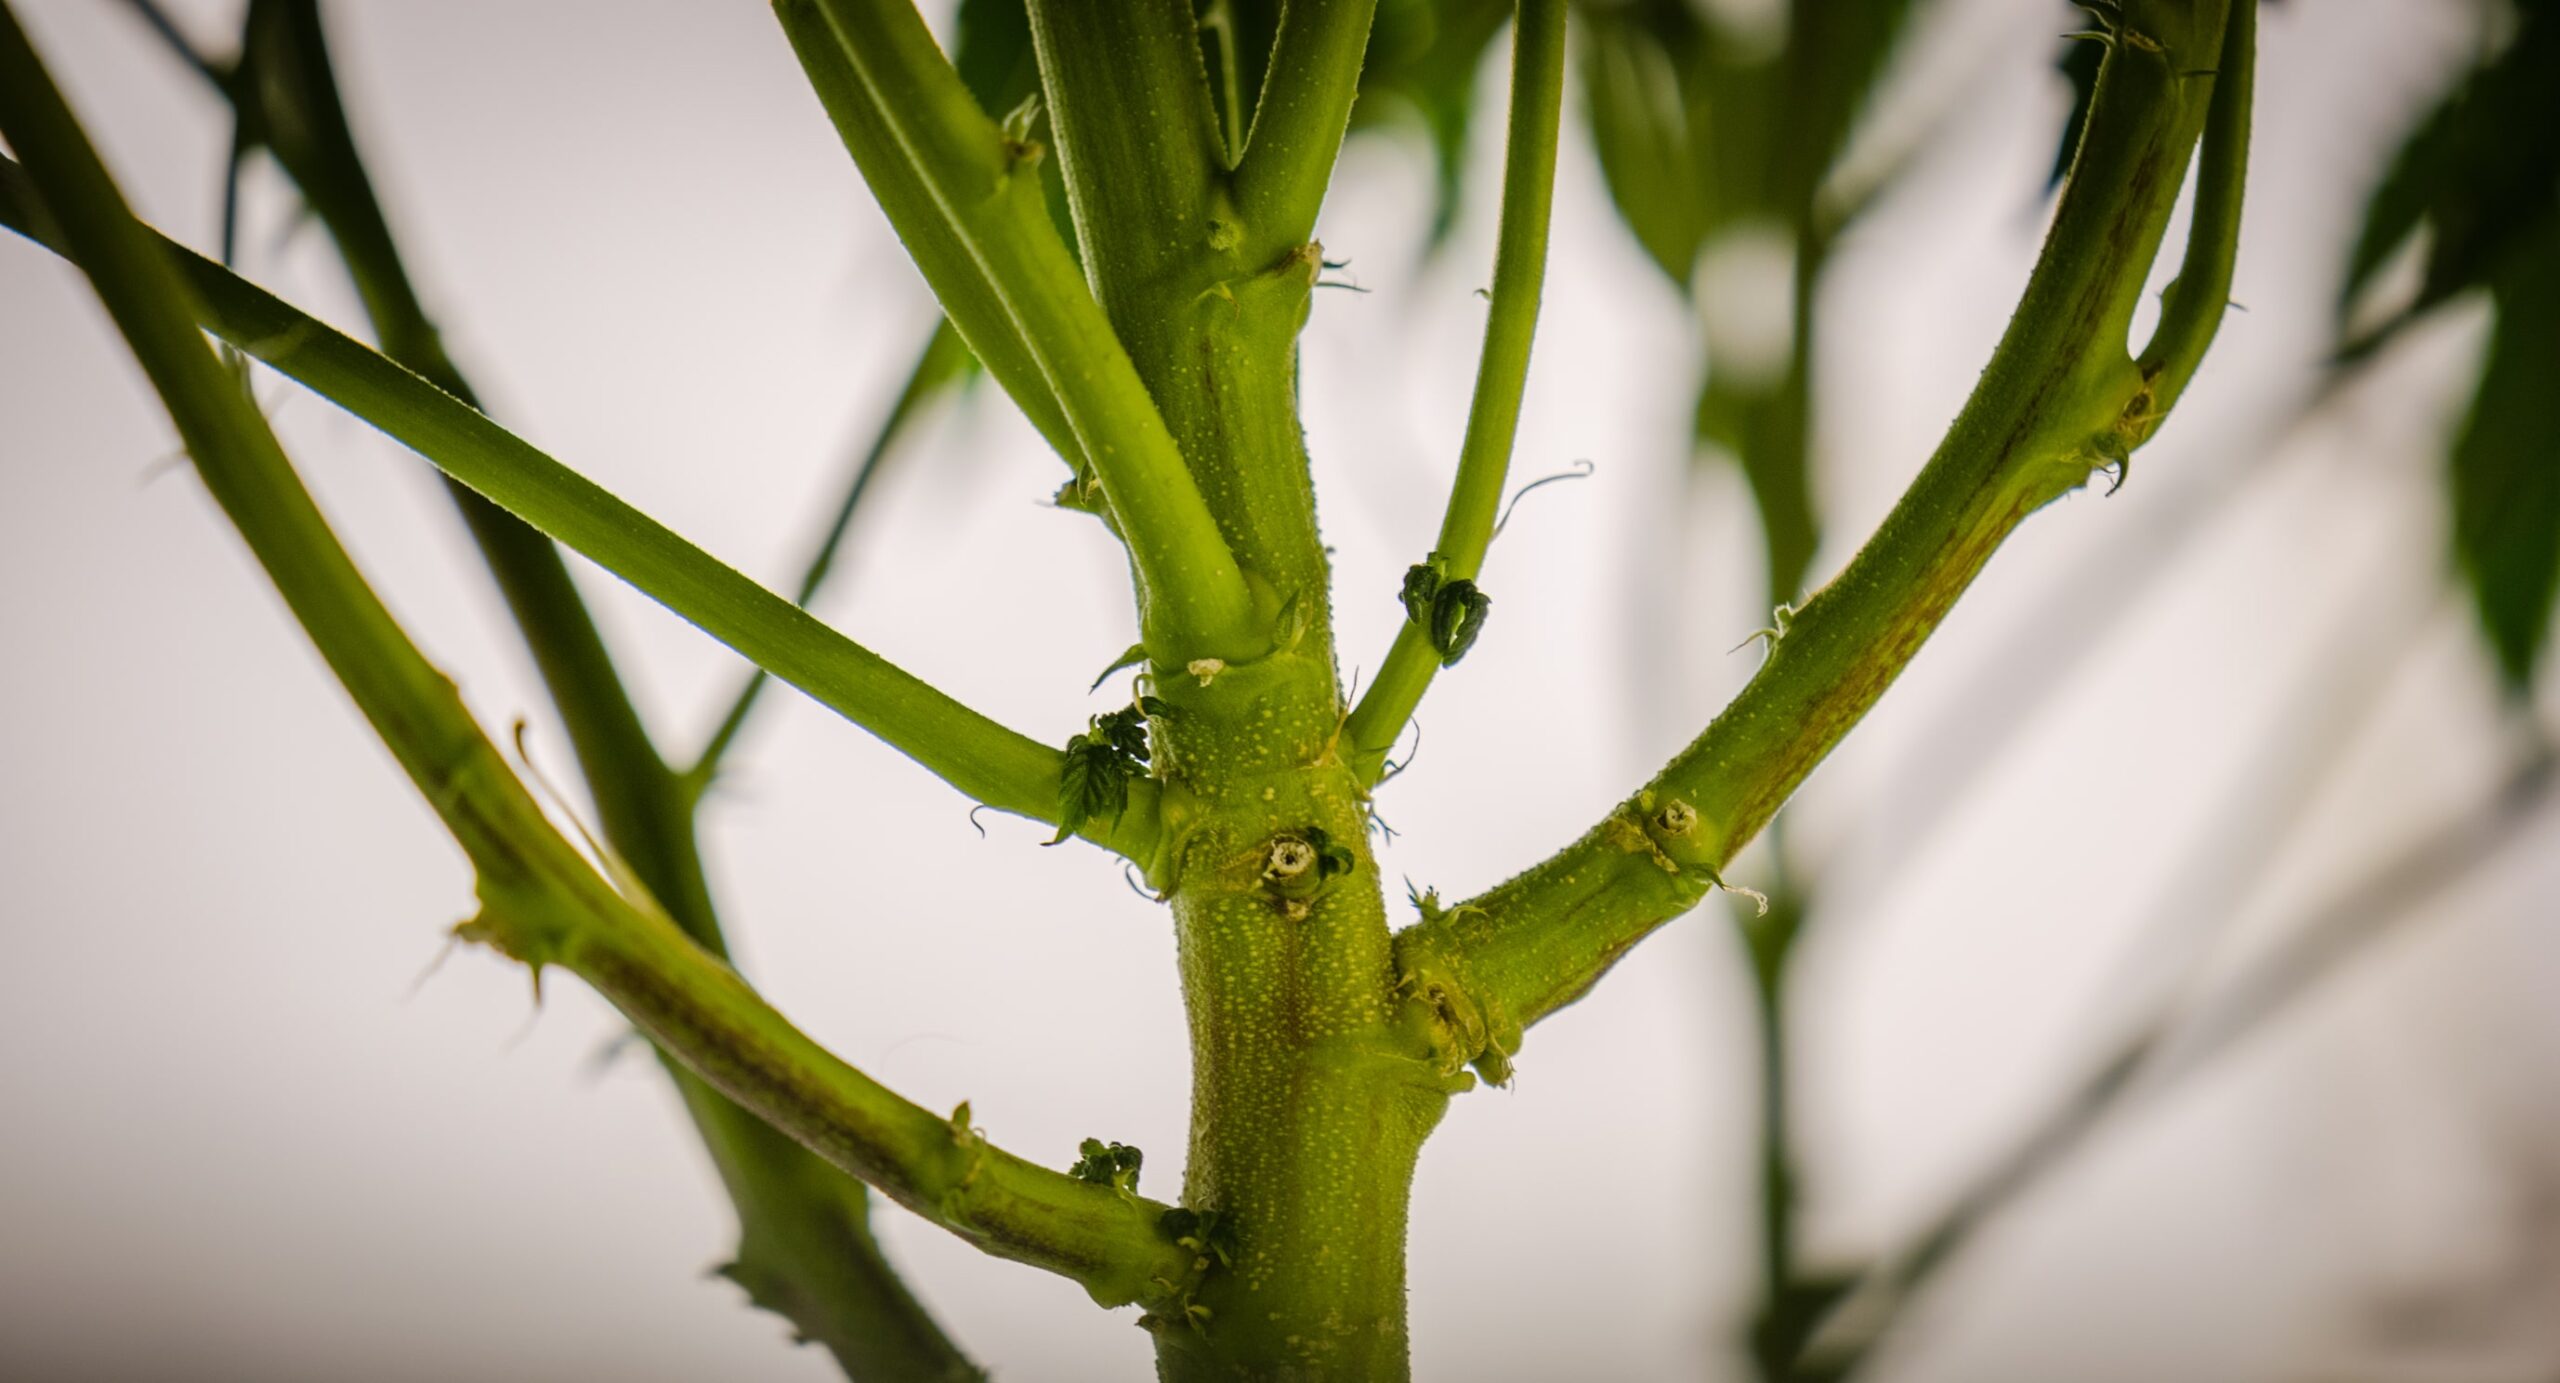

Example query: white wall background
[3,1,2555,1380]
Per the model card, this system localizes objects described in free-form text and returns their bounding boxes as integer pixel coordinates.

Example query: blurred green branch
[99,3,981,1371]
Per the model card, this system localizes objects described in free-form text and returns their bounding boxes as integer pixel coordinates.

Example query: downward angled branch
[783,0,1261,660]
[1394,0,2254,1067]
[0,10,1190,1307]
[0,155,1160,863]
[1344,0,1569,783]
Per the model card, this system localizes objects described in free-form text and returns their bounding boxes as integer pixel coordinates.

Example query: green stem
[1022,0,1224,301]
[1344,0,1568,783]
[186,8,982,1372]
[214,0,719,944]
[1232,0,1382,260]
[2135,0,2252,425]
[0,156,1157,859]
[1734,866,1816,1382]
[787,0,1261,659]
[0,10,1189,1309]
[1017,0,1335,615]
[779,0,1081,469]
[690,319,975,790]
[1145,653,1454,1381]
[678,1076,979,1381]
[1396,0,2249,1060]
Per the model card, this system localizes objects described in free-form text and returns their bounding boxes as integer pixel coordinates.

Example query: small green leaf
[1089,642,1149,691]
[1049,733,1132,845]
[1048,708,1151,844]
[1291,826,1357,881]
[1578,1,1710,288]
[1157,1206,1237,1266]
[1000,91,1044,148]
[1429,579,1491,666]
[1094,704,1152,763]
[1272,587,1313,654]
[1399,561,1443,625]
[2340,8,2560,350]
[1069,1137,1144,1193]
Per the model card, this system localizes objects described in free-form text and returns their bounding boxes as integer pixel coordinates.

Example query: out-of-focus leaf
[1576,0,1924,604]
[1582,0,1921,289]
[2047,36,2104,192]
[1354,0,1512,246]
[2447,220,2560,694]
[1776,0,1919,216]
[1580,0,1714,286]
[952,0,1039,114]
[1696,365,1818,598]
[2340,1,2560,351]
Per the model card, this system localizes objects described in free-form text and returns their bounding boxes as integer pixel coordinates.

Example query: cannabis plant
[11,0,2406,1376]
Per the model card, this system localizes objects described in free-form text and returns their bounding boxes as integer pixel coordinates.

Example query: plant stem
[180,8,981,1371]
[1343,0,1568,783]
[2135,0,2253,425]
[0,10,1191,1308]
[1146,650,1454,1381]
[1232,0,1383,261]
[1021,0,1224,300]
[0,157,1158,858]
[787,0,1262,659]
[689,319,974,790]
[1395,0,2250,1063]
[778,0,1081,469]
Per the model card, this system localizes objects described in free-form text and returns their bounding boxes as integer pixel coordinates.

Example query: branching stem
[1232,0,1383,261]
[1397,0,2254,1054]
[689,320,974,791]
[1344,0,1568,782]
[786,0,1261,659]
[0,155,1158,860]
[0,9,1188,1309]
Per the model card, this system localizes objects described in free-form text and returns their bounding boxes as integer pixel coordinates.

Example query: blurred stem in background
[1577,1,1926,1371]
[1577,0,2552,1374]
[113,3,985,1374]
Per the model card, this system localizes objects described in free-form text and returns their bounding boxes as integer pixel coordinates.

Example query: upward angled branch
[1344,0,1569,783]
[0,10,1191,1309]
[192,0,722,944]
[1232,0,1383,260]
[160,7,980,1371]
[0,157,1157,863]
[1395,0,2255,1063]
[690,320,975,790]
[782,0,1262,659]
[1021,0,1225,302]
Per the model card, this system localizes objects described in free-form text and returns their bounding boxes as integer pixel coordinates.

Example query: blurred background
[2,0,2555,1379]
